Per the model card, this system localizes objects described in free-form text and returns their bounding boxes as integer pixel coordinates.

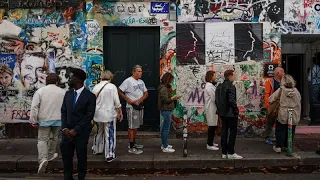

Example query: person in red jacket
[264,67,285,145]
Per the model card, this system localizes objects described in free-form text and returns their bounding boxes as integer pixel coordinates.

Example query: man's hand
[118,113,123,122]
[63,128,73,141]
[31,123,38,128]
[69,129,77,137]
[127,99,133,105]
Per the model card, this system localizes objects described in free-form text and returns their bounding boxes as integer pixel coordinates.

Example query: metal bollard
[183,114,188,157]
[287,109,294,157]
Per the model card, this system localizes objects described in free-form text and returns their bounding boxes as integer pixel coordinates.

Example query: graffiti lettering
[0,0,74,8]
[188,87,205,104]
[11,110,30,120]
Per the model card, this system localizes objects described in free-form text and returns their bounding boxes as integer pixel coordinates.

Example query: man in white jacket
[30,73,66,173]
[92,70,123,162]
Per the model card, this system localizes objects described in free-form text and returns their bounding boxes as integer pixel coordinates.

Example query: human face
[0,72,12,88]
[212,73,216,82]
[229,72,235,82]
[132,67,142,79]
[21,55,44,87]
[59,69,68,84]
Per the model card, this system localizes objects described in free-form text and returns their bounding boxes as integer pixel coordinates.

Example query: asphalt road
[1,173,320,180]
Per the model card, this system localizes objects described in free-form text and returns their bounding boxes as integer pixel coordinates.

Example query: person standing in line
[215,70,242,159]
[30,73,65,173]
[269,75,301,153]
[308,56,320,122]
[118,65,148,155]
[264,67,285,145]
[158,72,181,153]
[204,70,219,151]
[92,70,123,162]
[60,69,96,180]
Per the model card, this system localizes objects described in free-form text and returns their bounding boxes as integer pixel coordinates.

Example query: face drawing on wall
[57,67,70,90]
[18,53,47,89]
[0,64,13,89]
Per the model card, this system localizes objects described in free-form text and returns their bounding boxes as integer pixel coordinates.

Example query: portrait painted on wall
[234,23,263,62]
[14,53,47,91]
[176,23,205,65]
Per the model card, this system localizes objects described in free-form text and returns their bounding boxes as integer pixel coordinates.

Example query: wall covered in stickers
[1,0,320,138]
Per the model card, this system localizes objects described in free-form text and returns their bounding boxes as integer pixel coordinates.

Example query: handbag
[267,88,282,119]
[132,102,144,110]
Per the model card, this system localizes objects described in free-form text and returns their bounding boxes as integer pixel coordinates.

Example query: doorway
[282,54,304,116]
[103,26,160,131]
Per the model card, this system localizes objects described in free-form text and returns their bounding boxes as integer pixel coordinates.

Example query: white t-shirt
[119,77,148,107]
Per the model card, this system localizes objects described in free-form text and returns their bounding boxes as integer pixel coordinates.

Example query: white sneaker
[128,148,143,155]
[38,160,48,174]
[228,153,243,159]
[162,147,175,153]
[273,146,281,153]
[207,144,219,151]
[161,144,173,150]
[48,153,58,161]
[222,154,227,159]
[128,143,144,149]
[213,143,219,147]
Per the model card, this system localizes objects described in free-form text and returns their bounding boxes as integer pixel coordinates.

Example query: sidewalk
[0,136,319,172]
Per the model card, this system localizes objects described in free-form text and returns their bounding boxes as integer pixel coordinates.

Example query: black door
[103,26,160,131]
[282,54,304,115]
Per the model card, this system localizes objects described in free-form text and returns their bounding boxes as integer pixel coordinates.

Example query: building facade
[0,0,317,138]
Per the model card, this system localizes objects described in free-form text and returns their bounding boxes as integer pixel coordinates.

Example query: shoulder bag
[267,88,282,119]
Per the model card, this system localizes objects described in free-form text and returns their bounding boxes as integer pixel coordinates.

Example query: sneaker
[128,143,144,149]
[48,153,58,161]
[38,160,48,174]
[161,144,173,150]
[222,154,227,159]
[128,148,143,154]
[106,156,117,163]
[273,146,281,153]
[228,153,243,159]
[162,147,175,153]
[213,143,219,147]
[266,138,273,145]
[207,144,219,151]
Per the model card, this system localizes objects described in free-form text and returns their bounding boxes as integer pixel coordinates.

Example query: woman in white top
[204,71,219,151]
[92,70,123,162]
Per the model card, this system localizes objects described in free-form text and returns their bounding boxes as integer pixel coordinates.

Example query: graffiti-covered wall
[173,0,320,137]
[1,0,320,138]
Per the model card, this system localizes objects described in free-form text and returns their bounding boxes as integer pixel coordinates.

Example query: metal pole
[183,114,188,157]
[287,109,294,157]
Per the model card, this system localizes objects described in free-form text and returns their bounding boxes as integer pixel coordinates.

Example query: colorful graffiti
[1,0,320,138]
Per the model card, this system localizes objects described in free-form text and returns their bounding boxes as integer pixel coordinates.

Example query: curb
[1,152,320,172]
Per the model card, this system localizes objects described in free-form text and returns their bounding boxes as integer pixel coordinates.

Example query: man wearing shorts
[119,65,148,154]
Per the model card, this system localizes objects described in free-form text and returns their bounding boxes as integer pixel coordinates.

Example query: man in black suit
[60,68,96,180]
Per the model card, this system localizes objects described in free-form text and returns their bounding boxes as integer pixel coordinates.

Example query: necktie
[73,91,77,108]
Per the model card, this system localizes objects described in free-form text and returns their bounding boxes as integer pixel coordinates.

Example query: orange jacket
[264,78,274,108]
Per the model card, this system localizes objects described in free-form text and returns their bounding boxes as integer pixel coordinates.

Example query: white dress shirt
[74,86,85,103]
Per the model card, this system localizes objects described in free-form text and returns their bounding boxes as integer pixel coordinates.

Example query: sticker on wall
[150,2,169,14]
[263,63,278,78]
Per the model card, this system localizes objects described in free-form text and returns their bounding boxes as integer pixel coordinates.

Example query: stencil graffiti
[176,23,205,65]
[234,23,263,62]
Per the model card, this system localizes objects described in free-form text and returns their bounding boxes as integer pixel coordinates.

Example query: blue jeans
[161,111,171,148]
